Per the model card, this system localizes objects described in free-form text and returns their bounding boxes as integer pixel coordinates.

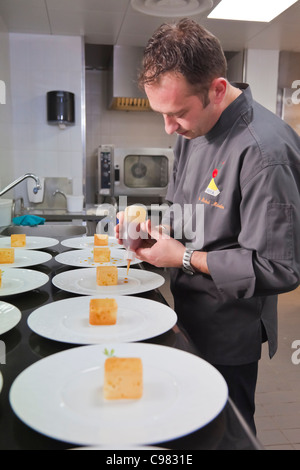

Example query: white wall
[244,49,279,113]
[9,33,84,204]
[0,16,14,192]
[85,69,176,203]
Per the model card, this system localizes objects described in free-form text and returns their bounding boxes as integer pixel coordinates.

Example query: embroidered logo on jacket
[199,161,226,209]
[204,162,224,197]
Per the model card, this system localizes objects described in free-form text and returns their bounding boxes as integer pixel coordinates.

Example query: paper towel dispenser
[47,91,75,128]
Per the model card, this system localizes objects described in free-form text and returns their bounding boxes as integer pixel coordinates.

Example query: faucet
[52,189,67,199]
[0,173,41,197]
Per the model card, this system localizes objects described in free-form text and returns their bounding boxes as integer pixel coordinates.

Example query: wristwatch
[182,248,195,275]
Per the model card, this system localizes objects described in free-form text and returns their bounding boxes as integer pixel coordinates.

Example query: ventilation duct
[108,45,151,111]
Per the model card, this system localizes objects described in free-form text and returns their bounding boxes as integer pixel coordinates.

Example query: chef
[116,18,300,434]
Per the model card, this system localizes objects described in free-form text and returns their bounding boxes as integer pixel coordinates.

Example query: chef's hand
[114,211,124,245]
[115,216,209,273]
[135,219,185,268]
[136,220,210,274]
[114,211,154,248]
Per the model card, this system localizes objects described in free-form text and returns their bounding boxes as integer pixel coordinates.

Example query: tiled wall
[0,16,14,192]
[8,33,84,205]
[85,69,176,203]
[244,49,279,114]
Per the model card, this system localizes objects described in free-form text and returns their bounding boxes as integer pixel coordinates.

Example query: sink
[21,209,68,215]
[0,224,86,237]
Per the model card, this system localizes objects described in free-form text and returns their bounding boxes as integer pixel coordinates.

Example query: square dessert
[103,357,143,400]
[96,265,118,286]
[89,298,118,325]
[11,234,26,247]
[94,234,109,246]
[93,246,111,263]
[0,248,15,264]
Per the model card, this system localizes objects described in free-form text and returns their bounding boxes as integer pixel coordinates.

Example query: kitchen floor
[157,268,300,450]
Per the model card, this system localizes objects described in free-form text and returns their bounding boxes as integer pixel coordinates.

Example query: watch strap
[182,248,195,275]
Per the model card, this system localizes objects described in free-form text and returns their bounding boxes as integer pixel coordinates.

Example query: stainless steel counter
[17,204,107,222]
[0,236,263,451]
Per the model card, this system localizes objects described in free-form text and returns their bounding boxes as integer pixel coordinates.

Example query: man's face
[144,72,218,139]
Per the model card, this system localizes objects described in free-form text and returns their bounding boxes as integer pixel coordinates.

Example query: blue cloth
[13,215,45,226]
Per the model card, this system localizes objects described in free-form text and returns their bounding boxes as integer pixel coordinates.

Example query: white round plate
[0,268,49,297]
[52,267,164,296]
[61,236,123,250]
[0,301,21,334]
[55,248,139,268]
[9,343,228,446]
[0,249,51,268]
[70,445,168,450]
[0,236,58,250]
[27,295,177,344]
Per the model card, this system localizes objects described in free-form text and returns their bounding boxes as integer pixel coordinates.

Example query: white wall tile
[8,33,84,204]
[245,49,279,113]
[0,19,14,190]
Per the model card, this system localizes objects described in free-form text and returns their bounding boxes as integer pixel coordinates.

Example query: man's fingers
[140,220,170,240]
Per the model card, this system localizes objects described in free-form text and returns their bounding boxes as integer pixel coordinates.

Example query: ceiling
[0,0,300,52]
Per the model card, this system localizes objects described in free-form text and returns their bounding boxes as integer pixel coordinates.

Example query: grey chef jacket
[164,83,300,366]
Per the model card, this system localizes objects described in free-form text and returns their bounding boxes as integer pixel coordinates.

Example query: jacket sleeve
[207,163,300,299]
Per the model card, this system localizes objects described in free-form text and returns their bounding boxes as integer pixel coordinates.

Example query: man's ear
[211,77,227,104]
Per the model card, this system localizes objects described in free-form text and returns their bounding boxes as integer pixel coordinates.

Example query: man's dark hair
[138,18,227,104]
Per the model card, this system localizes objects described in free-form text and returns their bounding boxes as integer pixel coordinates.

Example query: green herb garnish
[104,348,115,357]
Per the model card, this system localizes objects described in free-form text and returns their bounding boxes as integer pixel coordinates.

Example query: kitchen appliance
[97,146,174,207]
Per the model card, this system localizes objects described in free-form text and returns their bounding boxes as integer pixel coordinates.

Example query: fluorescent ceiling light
[131,0,213,17]
[208,0,298,22]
